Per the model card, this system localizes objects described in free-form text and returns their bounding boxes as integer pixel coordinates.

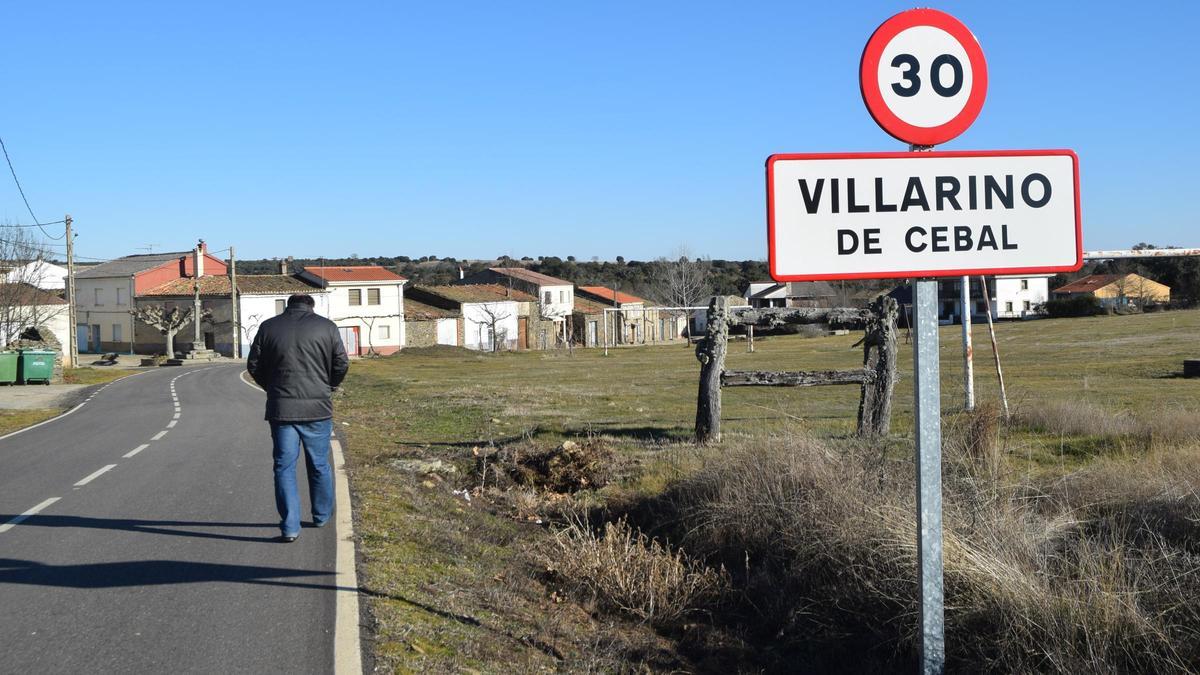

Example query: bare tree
[651,247,712,343]
[475,303,512,352]
[130,305,211,357]
[0,226,64,345]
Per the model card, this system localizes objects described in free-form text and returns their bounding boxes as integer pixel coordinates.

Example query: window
[559,290,566,303]
[379,325,390,339]
[1020,279,1029,290]
[348,288,362,306]
[368,288,380,305]
[113,323,122,342]
[116,288,126,306]
[1005,302,1013,313]
[94,289,104,306]
[543,291,552,304]
[1023,300,1031,311]
[275,299,285,315]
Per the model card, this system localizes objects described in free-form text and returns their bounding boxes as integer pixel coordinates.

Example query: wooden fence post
[857,295,899,437]
[695,296,729,443]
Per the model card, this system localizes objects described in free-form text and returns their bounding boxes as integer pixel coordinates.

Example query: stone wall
[404,320,438,348]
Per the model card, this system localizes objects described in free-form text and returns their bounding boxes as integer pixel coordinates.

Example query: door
[90,325,101,352]
[586,321,597,347]
[517,317,528,350]
[77,325,89,354]
[338,326,359,356]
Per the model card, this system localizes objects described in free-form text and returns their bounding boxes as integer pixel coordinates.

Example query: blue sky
[2,1,1196,262]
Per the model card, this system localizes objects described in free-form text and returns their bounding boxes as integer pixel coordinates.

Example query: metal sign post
[961,275,974,410]
[764,9,1081,672]
[913,278,945,673]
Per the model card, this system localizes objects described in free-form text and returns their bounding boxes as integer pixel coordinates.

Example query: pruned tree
[651,246,712,344]
[0,226,64,346]
[475,303,512,353]
[130,305,211,357]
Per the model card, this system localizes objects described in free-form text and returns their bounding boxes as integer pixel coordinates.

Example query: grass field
[338,309,1200,672]
[62,367,143,386]
[0,408,61,436]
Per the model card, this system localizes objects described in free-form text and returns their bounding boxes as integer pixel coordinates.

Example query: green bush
[1040,295,1103,317]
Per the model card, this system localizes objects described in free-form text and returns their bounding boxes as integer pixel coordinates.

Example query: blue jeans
[270,419,334,536]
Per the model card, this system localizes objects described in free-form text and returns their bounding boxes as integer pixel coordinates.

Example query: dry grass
[641,432,1200,672]
[539,517,729,627]
[1015,399,1200,450]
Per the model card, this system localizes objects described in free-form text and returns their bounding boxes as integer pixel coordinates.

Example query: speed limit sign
[860,9,988,146]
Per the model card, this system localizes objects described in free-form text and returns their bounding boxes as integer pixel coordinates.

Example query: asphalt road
[0,364,339,674]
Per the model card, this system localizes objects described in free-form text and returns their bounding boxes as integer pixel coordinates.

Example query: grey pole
[960,275,974,410]
[913,279,945,674]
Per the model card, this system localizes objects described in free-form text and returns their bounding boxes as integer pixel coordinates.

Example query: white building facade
[299,266,406,356]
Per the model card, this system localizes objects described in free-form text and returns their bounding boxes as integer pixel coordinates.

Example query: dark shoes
[279,534,298,543]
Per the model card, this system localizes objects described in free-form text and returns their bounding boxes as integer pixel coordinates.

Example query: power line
[0,219,66,229]
[0,134,65,240]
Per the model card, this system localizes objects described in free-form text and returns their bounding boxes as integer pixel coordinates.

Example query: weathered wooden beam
[722,369,870,387]
[728,306,872,327]
[695,296,729,443]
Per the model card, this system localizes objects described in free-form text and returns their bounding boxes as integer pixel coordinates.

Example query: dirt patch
[474,438,615,494]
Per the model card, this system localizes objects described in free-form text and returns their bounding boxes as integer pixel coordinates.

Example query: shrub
[1040,295,1104,317]
[643,432,1200,671]
[538,517,728,626]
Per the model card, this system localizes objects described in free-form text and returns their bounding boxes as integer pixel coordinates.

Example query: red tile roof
[578,286,646,305]
[0,283,66,306]
[572,295,611,314]
[303,265,406,282]
[416,284,536,304]
[405,298,459,320]
[1052,274,1125,294]
[489,267,572,286]
[143,275,323,297]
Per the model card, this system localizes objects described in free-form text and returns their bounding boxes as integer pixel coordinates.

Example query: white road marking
[0,368,157,443]
[123,443,150,458]
[331,439,363,674]
[152,430,168,441]
[166,420,177,429]
[172,412,181,419]
[74,464,117,487]
[0,497,60,534]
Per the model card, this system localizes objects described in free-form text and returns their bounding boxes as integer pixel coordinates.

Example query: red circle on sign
[860,9,988,146]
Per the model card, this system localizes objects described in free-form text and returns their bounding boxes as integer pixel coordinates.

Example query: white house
[891,275,1054,324]
[0,283,70,349]
[138,274,330,356]
[458,267,574,343]
[407,284,533,351]
[298,265,406,356]
[1,259,68,290]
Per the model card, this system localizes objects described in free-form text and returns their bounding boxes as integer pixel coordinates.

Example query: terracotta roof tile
[405,298,459,321]
[578,286,646,305]
[415,284,536,304]
[1052,274,1125,294]
[489,267,572,286]
[143,275,323,297]
[303,265,406,282]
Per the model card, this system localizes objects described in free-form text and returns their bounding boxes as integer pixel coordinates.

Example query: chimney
[458,266,464,280]
[194,242,205,278]
[279,258,289,275]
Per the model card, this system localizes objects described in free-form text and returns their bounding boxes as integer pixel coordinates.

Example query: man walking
[247,294,350,542]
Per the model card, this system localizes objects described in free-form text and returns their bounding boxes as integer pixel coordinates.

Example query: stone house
[75,241,228,354]
[457,267,573,347]
[407,284,535,351]
[403,298,460,348]
[136,274,330,356]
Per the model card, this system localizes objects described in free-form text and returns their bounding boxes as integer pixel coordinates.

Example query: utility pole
[65,214,78,368]
[229,246,239,359]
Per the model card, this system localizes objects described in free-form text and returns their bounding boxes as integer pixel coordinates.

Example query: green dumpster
[0,352,17,385]
[18,349,55,385]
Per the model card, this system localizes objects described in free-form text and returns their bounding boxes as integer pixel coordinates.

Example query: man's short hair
[286,294,316,309]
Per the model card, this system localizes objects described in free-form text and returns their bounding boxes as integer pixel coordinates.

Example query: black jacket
[246,307,350,422]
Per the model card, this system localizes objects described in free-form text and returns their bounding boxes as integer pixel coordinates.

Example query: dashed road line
[0,498,60,534]
[74,464,117,487]
[172,412,181,419]
[123,444,150,458]
[151,430,168,441]
[166,420,177,429]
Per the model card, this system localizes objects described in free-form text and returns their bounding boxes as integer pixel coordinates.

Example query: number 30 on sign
[860,9,988,146]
